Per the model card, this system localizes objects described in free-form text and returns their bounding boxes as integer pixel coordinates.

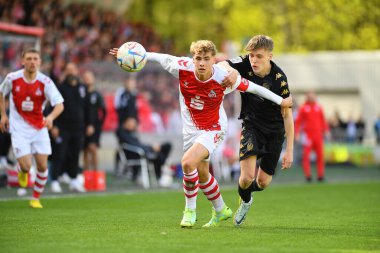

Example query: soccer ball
[117,42,147,72]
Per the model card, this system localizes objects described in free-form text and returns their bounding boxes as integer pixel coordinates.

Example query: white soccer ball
[117,41,147,72]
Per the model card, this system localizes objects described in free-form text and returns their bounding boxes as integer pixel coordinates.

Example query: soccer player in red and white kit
[295,91,329,182]
[0,48,64,208]
[110,40,292,227]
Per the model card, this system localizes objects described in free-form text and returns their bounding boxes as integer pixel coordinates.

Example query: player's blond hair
[245,35,274,52]
[190,40,217,56]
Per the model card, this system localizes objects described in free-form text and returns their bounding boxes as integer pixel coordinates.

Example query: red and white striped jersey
[0,69,63,135]
[147,53,241,134]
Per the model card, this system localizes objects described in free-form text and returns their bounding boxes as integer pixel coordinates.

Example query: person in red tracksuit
[295,91,329,182]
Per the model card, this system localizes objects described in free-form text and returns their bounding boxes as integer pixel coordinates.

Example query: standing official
[295,91,329,182]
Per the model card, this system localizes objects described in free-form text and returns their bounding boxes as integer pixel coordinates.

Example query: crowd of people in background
[0,0,171,78]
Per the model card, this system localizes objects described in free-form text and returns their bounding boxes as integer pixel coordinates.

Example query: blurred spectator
[83,70,106,171]
[328,111,346,142]
[0,97,12,167]
[356,116,365,143]
[375,115,380,145]
[295,91,330,182]
[50,63,90,193]
[114,78,172,182]
[346,115,357,143]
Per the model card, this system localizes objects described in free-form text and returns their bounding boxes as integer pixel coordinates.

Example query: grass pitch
[0,181,379,253]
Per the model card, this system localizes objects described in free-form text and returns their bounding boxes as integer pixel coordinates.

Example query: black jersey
[227,55,291,134]
[86,90,106,128]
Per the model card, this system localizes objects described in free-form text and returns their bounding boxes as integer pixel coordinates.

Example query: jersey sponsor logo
[208,90,216,98]
[275,73,283,80]
[230,57,243,64]
[281,89,289,95]
[15,86,20,92]
[280,80,287,87]
[189,96,204,110]
[178,59,189,67]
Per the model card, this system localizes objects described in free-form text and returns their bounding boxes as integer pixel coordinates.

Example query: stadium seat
[115,143,157,189]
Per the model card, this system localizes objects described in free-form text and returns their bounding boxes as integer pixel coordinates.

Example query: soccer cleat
[29,199,43,209]
[202,205,233,227]
[234,197,253,226]
[180,208,196,228]
[51,181,63,193]
[18,171,29,188]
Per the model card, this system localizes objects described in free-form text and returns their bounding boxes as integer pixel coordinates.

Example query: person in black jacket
[82,70,106,171]
[50,70,91,193]
[114,77,171,182]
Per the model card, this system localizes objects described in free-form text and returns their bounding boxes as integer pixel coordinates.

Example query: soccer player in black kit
[220,35,294,226]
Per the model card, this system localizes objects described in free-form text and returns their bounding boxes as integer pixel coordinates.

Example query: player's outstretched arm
[239,79,293,107]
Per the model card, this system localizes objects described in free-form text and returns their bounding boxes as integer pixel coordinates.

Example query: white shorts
[183,130,226,161]
[11,128,51,158]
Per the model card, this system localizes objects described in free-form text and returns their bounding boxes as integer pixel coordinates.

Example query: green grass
[0,182,379,253]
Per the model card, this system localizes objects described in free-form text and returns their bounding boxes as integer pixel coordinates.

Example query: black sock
[238,184,252,203]
[247,179,263,192]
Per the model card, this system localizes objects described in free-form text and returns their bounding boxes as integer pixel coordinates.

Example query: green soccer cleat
[202,205,233,227]
[233,197,252,226]
[180,208,196,228]
[18,171,28,188]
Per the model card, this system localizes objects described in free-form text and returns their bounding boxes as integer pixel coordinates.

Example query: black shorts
[239,123,285,175]
[84,129,101,148]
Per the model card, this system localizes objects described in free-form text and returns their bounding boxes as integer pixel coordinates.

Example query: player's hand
[281,149,293,170]
[50,126,60,139]
[44,116,54,130]
[281,95,293,108]
[0,114,9,133]
[221,68,239,88]
[86,125,95,136]
[109,48,119,58]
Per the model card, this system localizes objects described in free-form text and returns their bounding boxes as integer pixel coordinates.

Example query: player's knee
[181,158,196,174]
[240,176,253,188]
[18,161,32,172]
[257,177,271,189]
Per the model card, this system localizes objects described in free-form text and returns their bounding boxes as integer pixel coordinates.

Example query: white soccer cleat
[69,179,86,193]
[234,197,253,226]
[51,181,62,193]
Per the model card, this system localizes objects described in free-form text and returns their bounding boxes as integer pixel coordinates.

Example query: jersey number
[190,97,204,110]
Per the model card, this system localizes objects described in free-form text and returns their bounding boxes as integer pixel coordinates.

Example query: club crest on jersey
[208,90,216,98]
[35,88,42,96]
